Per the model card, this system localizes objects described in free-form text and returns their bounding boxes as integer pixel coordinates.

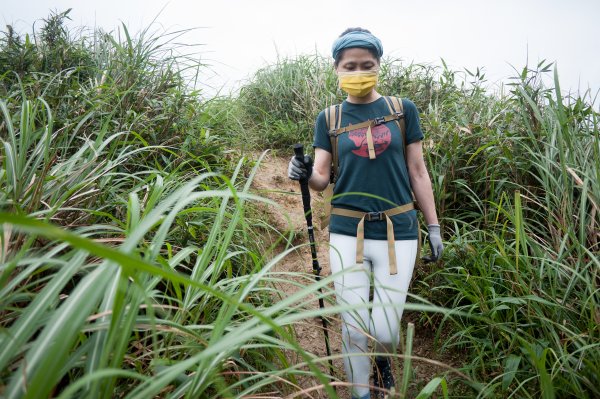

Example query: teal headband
[331,31,383,61]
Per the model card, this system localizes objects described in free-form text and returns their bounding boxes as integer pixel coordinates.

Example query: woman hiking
[288,28,443,399]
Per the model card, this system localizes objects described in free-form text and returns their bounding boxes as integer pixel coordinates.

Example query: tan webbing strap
[331,203,415,275]
[326,104,342,182]
[347,211,396,272]
[321,183,334,228]
[329,113,403,135]
[334,105,342,176]
[366,125,376,159]
[325,105,336,179]
[324,105,332,128]
[383,96,407,149]
[356,215,366,265]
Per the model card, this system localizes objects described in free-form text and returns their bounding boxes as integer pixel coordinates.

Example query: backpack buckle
[395,111,404,119]
[373,116,386,125]
[365,211,384,222]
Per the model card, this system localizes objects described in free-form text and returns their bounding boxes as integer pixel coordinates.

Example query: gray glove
[287,155,313,181]
[426,224,443,262]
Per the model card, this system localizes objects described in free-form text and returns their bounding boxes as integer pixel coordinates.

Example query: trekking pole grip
[293,143,304,162]
[293,143,312,221]
[293,143,310,186]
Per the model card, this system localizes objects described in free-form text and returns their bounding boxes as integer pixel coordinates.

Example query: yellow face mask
[337,70,379,97]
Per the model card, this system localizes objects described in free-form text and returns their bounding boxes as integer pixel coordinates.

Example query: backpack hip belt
[331,202,420,275]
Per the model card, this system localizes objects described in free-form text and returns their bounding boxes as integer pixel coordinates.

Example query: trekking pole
[293,143,334,375]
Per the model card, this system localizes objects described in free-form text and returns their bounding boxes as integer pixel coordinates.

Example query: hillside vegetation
[0,11,598,398]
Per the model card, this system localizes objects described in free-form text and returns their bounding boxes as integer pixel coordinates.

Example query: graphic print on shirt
[348,124,392,158]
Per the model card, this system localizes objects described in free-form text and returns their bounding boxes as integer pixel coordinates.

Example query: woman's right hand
[287,155,313,181]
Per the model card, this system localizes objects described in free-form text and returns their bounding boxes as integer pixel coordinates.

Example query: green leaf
[416,377,447,399]
[502,354,521,391]
[537,348,555,399]
[401,322,415,395]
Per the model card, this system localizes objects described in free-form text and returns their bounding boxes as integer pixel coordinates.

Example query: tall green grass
[421,67,599,398]
[2,10,598,399]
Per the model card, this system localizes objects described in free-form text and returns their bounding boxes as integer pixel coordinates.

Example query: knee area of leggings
[372,330,400,350]
[342,324,369,346]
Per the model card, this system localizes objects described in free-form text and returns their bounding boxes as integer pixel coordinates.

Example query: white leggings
[329,233,417,398]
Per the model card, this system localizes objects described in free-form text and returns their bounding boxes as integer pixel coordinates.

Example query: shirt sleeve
[402,98,425,144]
[312,110,332,152]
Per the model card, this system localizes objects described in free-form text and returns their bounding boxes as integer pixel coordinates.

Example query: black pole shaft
[293,143,334,374]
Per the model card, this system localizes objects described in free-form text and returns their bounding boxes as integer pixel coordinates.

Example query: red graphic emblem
[348,124,392,157]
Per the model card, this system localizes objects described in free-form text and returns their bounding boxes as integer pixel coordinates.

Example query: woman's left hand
[426,224,443,261]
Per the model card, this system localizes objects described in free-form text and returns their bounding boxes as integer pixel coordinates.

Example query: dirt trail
[250,151,461,398]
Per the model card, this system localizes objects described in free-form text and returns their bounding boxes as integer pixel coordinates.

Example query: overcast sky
[2,0,600,99]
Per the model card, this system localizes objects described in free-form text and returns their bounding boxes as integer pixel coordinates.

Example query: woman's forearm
[410,170,439,226]
[309,148,332,192]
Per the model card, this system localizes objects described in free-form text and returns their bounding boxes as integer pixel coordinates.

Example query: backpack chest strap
[328,112,405,160]
[328,112,404,136]
[331,202,417,275]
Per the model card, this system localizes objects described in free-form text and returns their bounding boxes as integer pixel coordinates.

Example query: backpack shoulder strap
[324,103,342,183]
[382,96,407,153]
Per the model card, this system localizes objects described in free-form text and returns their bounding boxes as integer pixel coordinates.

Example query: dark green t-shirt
[313,97,424,240]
